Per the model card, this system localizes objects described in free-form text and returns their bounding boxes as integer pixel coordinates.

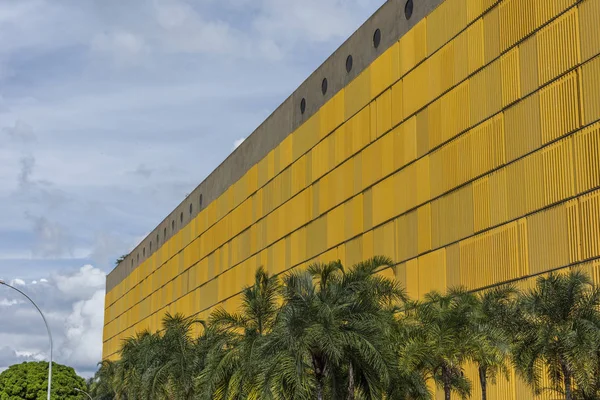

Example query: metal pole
[74,388,93,400]
[0,280,53,400]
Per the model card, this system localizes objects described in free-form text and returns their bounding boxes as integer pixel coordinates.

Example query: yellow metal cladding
[103,0,600,396]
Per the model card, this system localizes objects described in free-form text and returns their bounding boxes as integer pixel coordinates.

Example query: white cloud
[11,278,26,286]
[54,265,105,300]
[0,0,385,378]
[0,265,107,377]
[233,137,246,149]
[0,299,19,307]
[62,288,105,369]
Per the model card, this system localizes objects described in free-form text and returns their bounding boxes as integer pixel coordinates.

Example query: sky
[0,0,385,378]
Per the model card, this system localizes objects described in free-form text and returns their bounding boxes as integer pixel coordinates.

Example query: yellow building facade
[103,0,600,397]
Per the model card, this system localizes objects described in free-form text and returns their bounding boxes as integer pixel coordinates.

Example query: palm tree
[512,270,600,400]
[407,289,477,400]
[469,286,517,400]
[117,329,162,399]
[261,257,411,400]
[141,313,207,400]
[197,266,280,400]
[89,360,121,400]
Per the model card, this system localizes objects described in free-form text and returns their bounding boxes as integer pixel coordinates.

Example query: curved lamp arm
[0,280,53,400]
[74,387,93,400]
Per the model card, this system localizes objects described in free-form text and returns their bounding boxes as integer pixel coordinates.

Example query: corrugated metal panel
[375,89,392,138]
[370,42,400,99]
[344,69,371,120]
[417,204,432,253]
[429,40,456,101]
[372,175,395,227]
[506,160,528,221]
[473,176,491,232]
[471,113,506,178]
[373,221,396,261]
[536,0,577,29]
[470,59,503,125]
[394,117,418,170]
[417,248,447,297]
[519,34,540,96]
[574,121,600,194]
[536,8,580,86]
[542,137,575,206]
[459,221,522,289]
[581,55,600,125]
[579,0,600,62]
[395,211,419,262]
[499,0,536,52]
[394,164,418,215]
[416,110,430,157]
[399,19,427,78]
[467,18,485,74]
[431,185,474,249]
[427,0,468,56]
[579,190,600,260]
[501,47,522,107]
[440,81,471,145]
[539,71,581,144]
[454,29,470,84]
[391,80,403,127]
[416,156,431,205]
[527,200,580,274]
[504,92,542,162]
[403,61,429,117]
[466,0,499,24]
[483,6,501,63]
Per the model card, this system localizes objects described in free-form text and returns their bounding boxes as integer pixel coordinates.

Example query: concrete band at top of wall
[106,0,444,292]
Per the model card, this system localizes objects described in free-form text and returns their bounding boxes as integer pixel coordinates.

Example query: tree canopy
[89,261,600,400]
[0,361,87,400]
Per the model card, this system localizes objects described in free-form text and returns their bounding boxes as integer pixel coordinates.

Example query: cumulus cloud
[0,299,20,307]
[0,0,385,378]
[0,265,106,377]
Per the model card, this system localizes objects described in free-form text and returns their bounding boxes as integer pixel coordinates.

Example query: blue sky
[0,0,384,377]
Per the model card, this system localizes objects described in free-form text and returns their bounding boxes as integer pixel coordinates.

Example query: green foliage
[511,270,600,400]
[115,255,128,266]
[0,361,87,400]
[89,260,600,400]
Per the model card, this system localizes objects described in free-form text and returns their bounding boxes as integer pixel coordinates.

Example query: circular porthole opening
[171,220,175,230]
[321,78,328,95]
[189,203,193,215]
[180,212,183,223]
[164,227,166,239]
[373,28,381,49]
[405,0,414,20]
[346,55,353,73]
[300,98,306,114]
[199,194,203,208]
[143,247,145,257]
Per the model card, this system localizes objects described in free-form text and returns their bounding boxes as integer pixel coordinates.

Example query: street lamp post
[0,279,53,400]
[74,387,93,400]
